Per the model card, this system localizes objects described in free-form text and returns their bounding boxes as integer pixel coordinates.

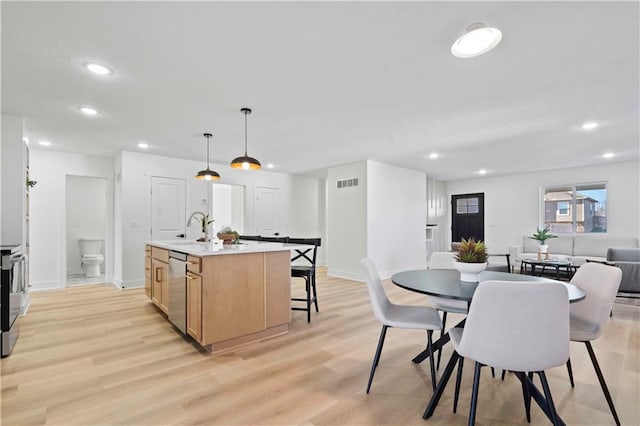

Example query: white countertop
[147,240,311,257]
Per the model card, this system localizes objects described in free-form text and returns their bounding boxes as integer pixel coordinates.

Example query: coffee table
[521,258,573,280]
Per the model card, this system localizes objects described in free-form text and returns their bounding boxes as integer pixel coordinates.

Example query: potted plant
[453,238,489,282]
[216,226,239,244]
[529,227,557,259]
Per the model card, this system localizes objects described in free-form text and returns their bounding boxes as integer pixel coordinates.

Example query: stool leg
[306,277,311,323]
[311,272,319,312]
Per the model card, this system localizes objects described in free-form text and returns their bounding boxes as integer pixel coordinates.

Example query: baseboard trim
[29,280,61,291]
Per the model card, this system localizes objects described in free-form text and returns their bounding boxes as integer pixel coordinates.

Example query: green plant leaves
[454,238,488,263]
[528,226,558,243]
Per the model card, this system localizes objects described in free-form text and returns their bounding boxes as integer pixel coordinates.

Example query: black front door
[451,193,484,242]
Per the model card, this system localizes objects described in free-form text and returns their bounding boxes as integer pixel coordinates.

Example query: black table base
[422,348,566,426]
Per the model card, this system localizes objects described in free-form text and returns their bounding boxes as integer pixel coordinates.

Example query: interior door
[451,193,484,242]
[151,177,186,240]
[255,186,279,236]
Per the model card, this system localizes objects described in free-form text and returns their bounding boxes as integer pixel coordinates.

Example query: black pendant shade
[195,133,221,181]
[230,108,261,170]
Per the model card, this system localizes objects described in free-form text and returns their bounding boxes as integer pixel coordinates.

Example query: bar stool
[288,237,321,322]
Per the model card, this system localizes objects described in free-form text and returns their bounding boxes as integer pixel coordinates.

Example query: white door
[151,177,186,241]
[255,187,279,236]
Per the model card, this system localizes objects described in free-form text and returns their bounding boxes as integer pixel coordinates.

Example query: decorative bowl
[453,261,488,282]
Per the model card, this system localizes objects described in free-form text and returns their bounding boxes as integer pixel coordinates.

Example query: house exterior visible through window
[543,183,607,233]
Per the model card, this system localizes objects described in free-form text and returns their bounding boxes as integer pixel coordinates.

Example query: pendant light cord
[206,134,211,168]
[244,111,248,156]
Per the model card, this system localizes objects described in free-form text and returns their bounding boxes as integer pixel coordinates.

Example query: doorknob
[176,234,185,238]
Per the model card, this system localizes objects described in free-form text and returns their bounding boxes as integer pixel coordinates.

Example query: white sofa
[509,235,639,268]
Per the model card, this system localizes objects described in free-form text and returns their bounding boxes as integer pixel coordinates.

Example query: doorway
[65,176,107,285]
[451,193,484,243]
[211,184,245,235]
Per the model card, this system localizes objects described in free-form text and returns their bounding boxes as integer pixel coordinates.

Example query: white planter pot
[539,244,549,254]
[453,261,488,282]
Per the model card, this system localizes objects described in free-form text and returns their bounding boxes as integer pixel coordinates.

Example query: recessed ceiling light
[266,163,275,169]
[451,23,502,58]
[602,152,615,159]
[38,140,52,146]
[79,106,99,116]
[580,121,599,131]
[477,169,488,175]
[429,152,439,159]
[84,62,113,75]
[137,142,149,149]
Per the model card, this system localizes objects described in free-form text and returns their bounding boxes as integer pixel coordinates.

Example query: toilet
[79,239,104,278]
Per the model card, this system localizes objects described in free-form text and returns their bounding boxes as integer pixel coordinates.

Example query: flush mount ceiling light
[602,152,615,159]
[79,106,99,116]
[451,23,502,58]
[477,169,488,175]
[580,121,600,131]
[84,62,113,75]
[195,133,221,181]
[230,108,261,170]
[38,140,52,146]
[428,152,439,159]
[137,142,149,149]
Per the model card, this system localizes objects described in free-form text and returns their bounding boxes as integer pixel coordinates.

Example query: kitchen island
[145,240,298,353]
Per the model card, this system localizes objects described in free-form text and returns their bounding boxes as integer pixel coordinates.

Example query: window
[543,182,607,233]
[557,201,570,216]
[456,197,479,214]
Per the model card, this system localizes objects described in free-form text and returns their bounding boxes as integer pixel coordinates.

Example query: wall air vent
[337,178,359,189]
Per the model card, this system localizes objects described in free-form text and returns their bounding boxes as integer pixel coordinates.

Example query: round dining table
[390,269,585,426]
[391,269,585,303]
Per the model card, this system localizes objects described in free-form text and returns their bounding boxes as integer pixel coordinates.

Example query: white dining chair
[360,258,443,393]
[566,262,622,426]
[428,252,468,369]
[448,280,569,425]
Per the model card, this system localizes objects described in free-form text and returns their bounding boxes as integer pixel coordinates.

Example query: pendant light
[230,107,261,170]
[195,132,221,181]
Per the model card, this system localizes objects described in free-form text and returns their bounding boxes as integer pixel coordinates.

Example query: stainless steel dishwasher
[168,251,187,334]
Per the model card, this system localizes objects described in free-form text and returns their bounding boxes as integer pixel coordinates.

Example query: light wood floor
[2,268,639,425]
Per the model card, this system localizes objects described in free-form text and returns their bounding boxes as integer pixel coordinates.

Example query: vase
[453,261,488,282]
[538,244,549,260]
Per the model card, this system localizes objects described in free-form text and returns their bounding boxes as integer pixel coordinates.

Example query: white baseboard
[29,280,61,291]
[326,269,364,282]
[122,279,144,289]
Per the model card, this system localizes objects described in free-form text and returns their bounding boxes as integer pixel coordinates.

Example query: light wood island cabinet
[145,243,292,353]
[146,245,169,314]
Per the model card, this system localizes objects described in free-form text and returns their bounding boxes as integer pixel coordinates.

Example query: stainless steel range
[1,245,26,357]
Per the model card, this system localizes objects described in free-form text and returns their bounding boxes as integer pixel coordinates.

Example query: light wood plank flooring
[2,268,639,425]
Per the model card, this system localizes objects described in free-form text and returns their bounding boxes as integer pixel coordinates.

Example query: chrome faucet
[187,211,214,242]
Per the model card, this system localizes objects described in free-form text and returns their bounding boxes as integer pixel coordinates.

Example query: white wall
[117,151,326,288]
[29,150,114,290]
[65,176,107,276]
[1,114,25,246]
[367,161,426,277]
[445,160,640,253]
[327,161,368,279]
[290,175,327,266]
[326,160,426,280]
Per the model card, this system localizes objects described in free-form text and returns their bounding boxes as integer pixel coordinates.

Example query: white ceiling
[2,1,638,181]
